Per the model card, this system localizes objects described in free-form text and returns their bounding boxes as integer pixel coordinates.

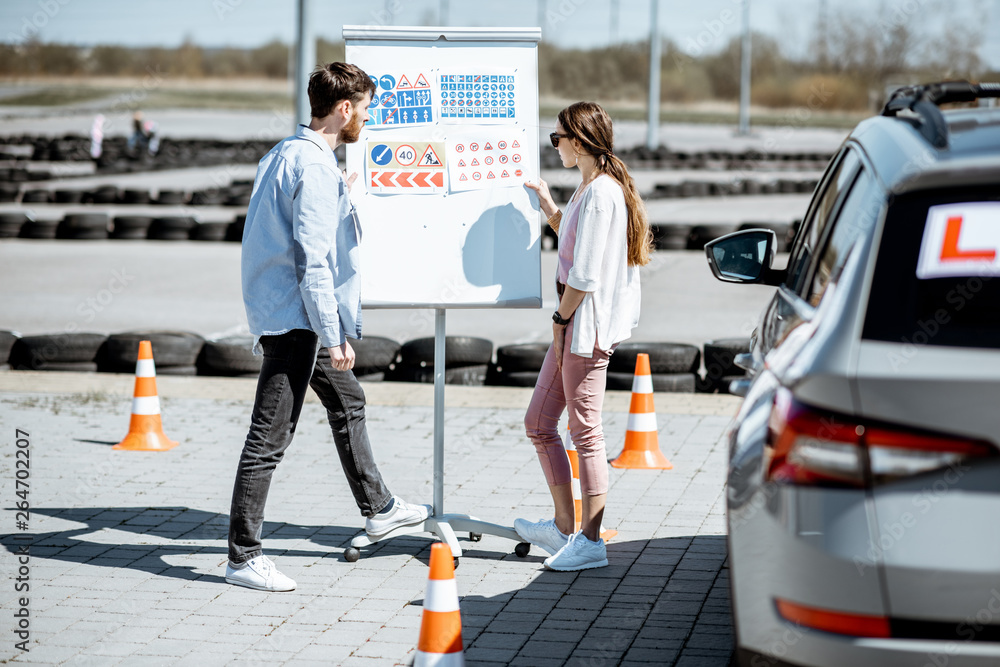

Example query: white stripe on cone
[131,396,161,416]
[626,412,658,433]
[414,651,465,666]
[135,359,156,377]
[631,374,653,394]
[423,579,460,613]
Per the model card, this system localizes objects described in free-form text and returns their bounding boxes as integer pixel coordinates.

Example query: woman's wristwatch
[552,310,571,325]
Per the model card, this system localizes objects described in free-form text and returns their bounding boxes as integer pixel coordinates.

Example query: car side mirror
[704,229,782,286]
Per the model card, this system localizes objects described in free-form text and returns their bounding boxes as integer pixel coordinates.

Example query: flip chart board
[344,26,543,308]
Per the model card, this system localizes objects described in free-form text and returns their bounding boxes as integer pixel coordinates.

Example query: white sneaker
[225,555,296,591]
[544,532,608,571]
[365,496,431,540]
[513,517,570,556]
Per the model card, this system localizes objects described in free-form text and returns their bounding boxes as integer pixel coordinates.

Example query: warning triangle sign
[459,173,468,181]
[487,171,495,179]
[484,142,493,150]
[414,73,430,88]
[418,144,442,167]
[501,170,509,178]
[458,159,466,167]
[512,140,520,148]
[471,158,479,166]
[396,75,412,90]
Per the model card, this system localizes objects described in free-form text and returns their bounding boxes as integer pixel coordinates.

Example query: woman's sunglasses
[549,132,571,148]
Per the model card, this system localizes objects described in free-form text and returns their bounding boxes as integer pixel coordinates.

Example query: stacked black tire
[97,332,204,375]
[387,336,493,386]
[486,341,702,393]
[197,335,261,377]
[9,333,108,372]
[488,343,550,387]
[699,337,752,394]
[606,342,701,392]
[0,331,20,371]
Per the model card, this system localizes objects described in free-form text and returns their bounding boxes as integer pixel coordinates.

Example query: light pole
[737,0,752,136]
[610,0,619,44]
[646,0,661,150]
[294,0,316,130]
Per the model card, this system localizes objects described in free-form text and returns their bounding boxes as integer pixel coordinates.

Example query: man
[226,62,429,592]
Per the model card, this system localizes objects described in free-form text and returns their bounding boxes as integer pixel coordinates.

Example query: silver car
[705,82,1000,666]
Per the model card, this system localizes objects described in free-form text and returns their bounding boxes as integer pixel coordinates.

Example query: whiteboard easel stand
[344,309,530,563]
[341,25,542,564]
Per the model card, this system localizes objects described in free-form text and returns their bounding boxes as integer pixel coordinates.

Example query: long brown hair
[558,101,653,267]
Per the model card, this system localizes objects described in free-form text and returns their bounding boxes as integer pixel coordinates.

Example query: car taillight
[765,388,995,487]
[775,598,891,638]
[766,389,867,487]
[866,427,995,479]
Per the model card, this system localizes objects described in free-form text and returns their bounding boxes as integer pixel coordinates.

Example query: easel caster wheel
[344,547,360,562]
[515,542,531,558]
[453,557,460,570]
[469,532,482,542]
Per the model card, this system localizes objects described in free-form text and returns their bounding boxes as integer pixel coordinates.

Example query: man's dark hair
[308,62,376,119]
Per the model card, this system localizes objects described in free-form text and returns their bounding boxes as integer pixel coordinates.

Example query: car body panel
[870,460,1000,620]
[854,342,1000,442]
[723,99,1000,667]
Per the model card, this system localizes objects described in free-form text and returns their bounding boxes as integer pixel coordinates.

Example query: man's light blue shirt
[242,124,362,354]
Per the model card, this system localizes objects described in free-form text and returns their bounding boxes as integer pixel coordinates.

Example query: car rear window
[863,186,1000,349]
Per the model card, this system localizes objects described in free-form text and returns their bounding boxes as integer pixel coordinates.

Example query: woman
[517,102,652,571]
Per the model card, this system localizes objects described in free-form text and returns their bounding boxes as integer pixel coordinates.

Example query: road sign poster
[446,130,530,192]
[367,140,447,194]
[438,69,518,123]
[366,71,435,127]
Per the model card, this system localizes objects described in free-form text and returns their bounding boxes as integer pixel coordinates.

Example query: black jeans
[228,329,391,564]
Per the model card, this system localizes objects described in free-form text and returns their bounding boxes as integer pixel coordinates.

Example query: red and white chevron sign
[369,170,444,190]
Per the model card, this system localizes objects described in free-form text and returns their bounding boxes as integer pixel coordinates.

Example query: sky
[1,0,998,68]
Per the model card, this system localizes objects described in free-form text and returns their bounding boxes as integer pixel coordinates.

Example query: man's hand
[329,340,355,371]
[345,172,359,192]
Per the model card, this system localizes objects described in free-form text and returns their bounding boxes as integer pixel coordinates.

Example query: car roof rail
[881,81,1000,149]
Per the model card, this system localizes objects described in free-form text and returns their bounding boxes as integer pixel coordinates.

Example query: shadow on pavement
[1,505,415,583]
[417,534,735,667]
[3,508,735,666]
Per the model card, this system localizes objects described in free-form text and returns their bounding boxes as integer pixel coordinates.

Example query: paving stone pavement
[0,376,737,666]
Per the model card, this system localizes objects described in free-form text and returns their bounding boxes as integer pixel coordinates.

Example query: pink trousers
[524,319,613,496]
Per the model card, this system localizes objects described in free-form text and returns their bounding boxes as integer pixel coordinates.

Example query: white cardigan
[561,174,642,358]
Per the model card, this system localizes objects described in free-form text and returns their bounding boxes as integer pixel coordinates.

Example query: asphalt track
[0,241,778,351]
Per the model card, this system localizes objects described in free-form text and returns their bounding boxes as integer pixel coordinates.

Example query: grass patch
[541,102,867,129]
[0,83,291,111]
[3,81,864,128]
[142,88,292,111]
[1,86,120,106]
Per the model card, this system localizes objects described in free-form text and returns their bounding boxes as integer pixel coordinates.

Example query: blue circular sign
[370,144,392,166]
[379,74,395,91]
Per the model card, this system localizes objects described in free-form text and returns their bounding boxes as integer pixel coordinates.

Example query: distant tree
[172,37,204,78]
[202,47,253,78]
[316,39,345,66]
[90,45,136,76]
[703,33,790,100]
[19,40,84,76]
[250,40,288,78]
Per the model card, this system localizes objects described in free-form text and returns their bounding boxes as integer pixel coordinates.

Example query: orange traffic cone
[415,542,465,667]
[113,340,178,451]
[610,353,672,469]
[564,428,617,541]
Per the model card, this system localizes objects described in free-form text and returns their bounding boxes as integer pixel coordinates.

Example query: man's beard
[338,108,365,144]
